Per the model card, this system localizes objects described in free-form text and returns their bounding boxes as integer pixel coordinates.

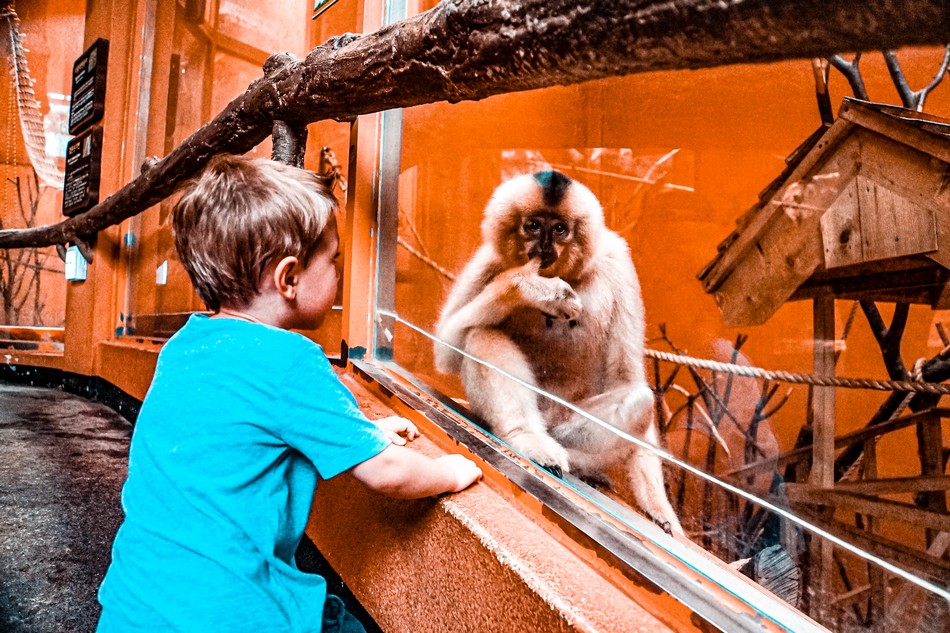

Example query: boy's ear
[273,256,299,300]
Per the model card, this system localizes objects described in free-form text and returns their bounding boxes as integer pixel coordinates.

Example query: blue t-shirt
[97,315,390,632]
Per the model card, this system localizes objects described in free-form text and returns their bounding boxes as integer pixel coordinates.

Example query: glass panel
[124,0,350,350]
[0,1,82,341]
[384,49,950,629]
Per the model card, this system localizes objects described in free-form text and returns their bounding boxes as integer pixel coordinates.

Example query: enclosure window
[0,0,82,339]
[369,32,950,630]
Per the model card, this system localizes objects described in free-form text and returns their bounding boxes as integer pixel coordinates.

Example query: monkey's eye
[553,223,568,236]
[524,220,542,233]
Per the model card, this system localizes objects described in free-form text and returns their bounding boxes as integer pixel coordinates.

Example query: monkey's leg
[627,423,684,536]
[554,386,683,535]
[462,328,570,475]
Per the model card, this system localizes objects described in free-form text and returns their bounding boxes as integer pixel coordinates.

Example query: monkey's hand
[507,431,571,477]
[513,274,582,321]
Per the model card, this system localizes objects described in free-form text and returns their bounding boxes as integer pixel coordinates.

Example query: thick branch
[860,299,910,380]
[883,45,950,110]
[2,0,949,249]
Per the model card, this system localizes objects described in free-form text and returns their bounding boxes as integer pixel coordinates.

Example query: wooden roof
[698,98,950,327]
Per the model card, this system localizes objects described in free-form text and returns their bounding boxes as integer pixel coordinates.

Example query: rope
[1,7,64,190]
[645,348,950,395]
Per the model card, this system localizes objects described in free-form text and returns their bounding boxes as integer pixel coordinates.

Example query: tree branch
[828,53,870,100]
[860,299,910,380]
[883,49,915,108]
[1,0,949,249]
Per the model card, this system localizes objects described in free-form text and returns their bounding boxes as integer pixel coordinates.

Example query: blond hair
[173,154,337,312]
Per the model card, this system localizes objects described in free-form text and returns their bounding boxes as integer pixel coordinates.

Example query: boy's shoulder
[170,314,320,358]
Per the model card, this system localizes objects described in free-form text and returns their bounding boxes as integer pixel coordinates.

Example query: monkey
[434,170,682,535]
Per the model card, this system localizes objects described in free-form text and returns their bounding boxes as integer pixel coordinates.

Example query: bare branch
[883,49,916,108]
[2,0,950,250]
[917,44,950,111]
[828,53,870,100]
[860,299,911,380]
[883,46,950,110]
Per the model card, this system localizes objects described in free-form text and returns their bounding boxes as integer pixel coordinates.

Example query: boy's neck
[213,294,292,329]
[214,308,266,324]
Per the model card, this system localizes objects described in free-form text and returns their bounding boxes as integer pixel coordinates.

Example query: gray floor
[0,383,130,633]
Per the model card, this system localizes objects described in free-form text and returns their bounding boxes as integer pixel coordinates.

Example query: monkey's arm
[435,255,535,373]
[435,256,581,373]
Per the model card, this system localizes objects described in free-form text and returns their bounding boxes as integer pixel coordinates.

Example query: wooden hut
[699,98,950,327]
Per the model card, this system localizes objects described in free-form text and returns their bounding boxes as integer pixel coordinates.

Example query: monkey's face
[484,171,603,281]
[520,212,571,270]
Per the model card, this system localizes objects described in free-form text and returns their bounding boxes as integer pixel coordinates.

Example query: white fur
[435,173,682,534]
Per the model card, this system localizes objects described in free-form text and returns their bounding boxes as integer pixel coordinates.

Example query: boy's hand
[436,454,483,492]
[373,415,419,446]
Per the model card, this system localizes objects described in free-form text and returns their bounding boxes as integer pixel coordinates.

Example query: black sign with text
[62,126,103,216]
[68,38,109,136]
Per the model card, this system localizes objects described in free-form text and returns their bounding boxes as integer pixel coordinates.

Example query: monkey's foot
[578,473,611,489]
[647,511,683,537]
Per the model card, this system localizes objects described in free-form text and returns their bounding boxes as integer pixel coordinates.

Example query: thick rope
[0,7,63,190]
[645,348,950,395]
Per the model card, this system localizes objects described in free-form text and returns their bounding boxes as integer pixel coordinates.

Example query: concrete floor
[0,383,131,632]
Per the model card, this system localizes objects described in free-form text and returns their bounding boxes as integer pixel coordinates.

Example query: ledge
[0,348,65,370]
[96,339,163,401]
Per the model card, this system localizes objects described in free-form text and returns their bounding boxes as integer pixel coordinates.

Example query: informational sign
[62,126,103,217]
[68,38,109,135]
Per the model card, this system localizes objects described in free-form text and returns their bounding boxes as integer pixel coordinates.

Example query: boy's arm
[348,445,482,499]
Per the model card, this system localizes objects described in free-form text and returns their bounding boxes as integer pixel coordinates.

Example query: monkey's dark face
[520,212,571,270]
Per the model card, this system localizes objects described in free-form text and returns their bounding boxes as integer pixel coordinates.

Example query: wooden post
[916,410,946,547]
[810,294,837,620]
[864,438,887,631]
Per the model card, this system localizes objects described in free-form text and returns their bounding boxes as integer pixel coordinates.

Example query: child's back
[98,315,390,631]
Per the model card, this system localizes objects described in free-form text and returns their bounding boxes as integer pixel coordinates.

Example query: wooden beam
[790,264,950,305]
[728,407,950,478]
[825,474,950,495]
[798,510,950,582]
[810,294,836,621]
[788,487,950,532]
[2,0,950,250]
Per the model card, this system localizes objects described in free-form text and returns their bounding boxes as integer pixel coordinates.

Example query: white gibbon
[435,171,682,534]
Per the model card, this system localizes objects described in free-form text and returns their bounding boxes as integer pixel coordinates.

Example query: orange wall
[388,48,950,550]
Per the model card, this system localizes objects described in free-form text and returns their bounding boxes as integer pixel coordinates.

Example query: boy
[97,154,482,632]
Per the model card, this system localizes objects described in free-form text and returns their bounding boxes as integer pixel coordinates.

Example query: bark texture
[3,0,950,248]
